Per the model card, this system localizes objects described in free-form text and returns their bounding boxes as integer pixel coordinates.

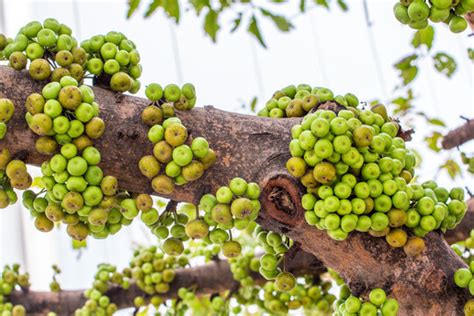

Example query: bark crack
[268,186,296,216]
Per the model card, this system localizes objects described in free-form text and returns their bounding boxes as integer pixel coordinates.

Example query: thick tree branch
[442,119,474,149]
[8,260,238,315]
[7,246,324,315]
[444,198,474,244]
[0,66,470,315]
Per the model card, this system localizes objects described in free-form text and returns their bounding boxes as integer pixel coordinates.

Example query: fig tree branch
[0,66,470,315]
[442,118,474,149]
[7,246,324,315]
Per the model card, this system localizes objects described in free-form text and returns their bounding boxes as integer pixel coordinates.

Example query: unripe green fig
[407,0,430,22]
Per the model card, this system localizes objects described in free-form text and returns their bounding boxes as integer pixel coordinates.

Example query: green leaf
[337,0,349,11]
[314,0,329,9]
[163,0,180,22]
[248,15,267,48]
[144,0,163,18]
[127,0,141,18]
[440,159,461,179]
[394,54,419,85]
[230,13,243,33]
[427,118,446,127]
[411,26,434,50]
[415,112,446,127]
[394,54,418,69]
[468,48,474,62]
[250,96,258,112]
[260,8,293,32]
[300,0,306,12]
[190,0,210,15]
[401,67,418,85]
[433,52,457,78]
[204,9,220,42]
[424,131,442,152]
[72,239,87,250]
[391,89,415,115]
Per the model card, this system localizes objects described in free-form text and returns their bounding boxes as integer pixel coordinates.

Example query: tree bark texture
[0,66,471,315]
[442,119,474,149]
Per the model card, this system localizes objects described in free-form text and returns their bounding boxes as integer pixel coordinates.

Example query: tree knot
[261,174,304,227]
[268,186,296,215]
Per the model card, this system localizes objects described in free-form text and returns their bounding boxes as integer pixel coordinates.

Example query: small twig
[466,187,473,198]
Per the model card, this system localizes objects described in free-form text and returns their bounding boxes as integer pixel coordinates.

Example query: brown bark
[466,12,474,31]
[8,246,324,315]
[445,198,474,244]
[442,119,474,149]
[0,66,470,315]
[8,260,241,315]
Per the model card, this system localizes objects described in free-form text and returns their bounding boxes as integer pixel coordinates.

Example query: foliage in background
[126,1,472,181]
[127,0,348,47]
[391,26,467,180]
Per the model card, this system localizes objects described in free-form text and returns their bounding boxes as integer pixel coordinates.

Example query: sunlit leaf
[144,0,162,18]
[190,0,210,15]
[433,52,457,78]
[248,15,267,48]
[314,0,329,9]
[394,54,419,85]
[337,0,349,11]
[163,0,180,22]
[230,13,243,33]
[427,118,446,127]
[415,112,446,127]
[391,89,415,115]
[127,0,141,18]
[72,239,87,250]
[440,159,461,179]
[411,26,434,50]
[250,97,258,112]
[300,0,306,12]
[424,131,442,152]
[260,8,293,32]
[204,9,220,42]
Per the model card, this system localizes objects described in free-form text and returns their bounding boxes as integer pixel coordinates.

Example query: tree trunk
[0,66,469,315]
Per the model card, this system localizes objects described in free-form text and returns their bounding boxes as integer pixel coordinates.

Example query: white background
[0,0,473,299]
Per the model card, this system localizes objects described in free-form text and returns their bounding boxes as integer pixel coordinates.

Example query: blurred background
[0,0,472,295]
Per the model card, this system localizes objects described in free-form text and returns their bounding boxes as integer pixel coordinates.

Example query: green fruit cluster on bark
[229,250,336,315]
[81,31,142,93]
[334,285,399,316]
[139,83,215,195]
[0,99,32,209]
[1,19,87,83]
[280,84,467,254]
[0,264,30,316]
